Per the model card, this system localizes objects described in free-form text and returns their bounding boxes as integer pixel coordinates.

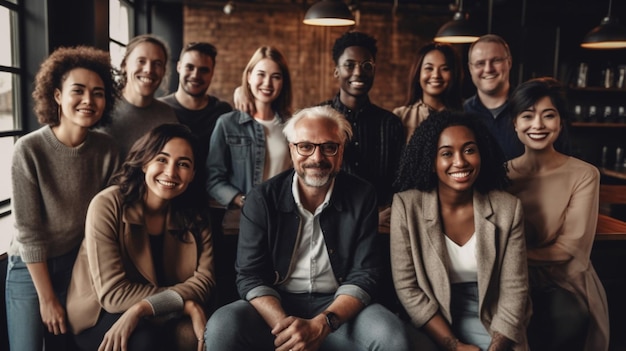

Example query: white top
[444,233,478,284]
[282,172,338,293]
[256,116,290,181]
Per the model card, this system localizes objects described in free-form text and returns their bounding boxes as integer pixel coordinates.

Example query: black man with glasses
[321,31,404,234]
[204,105,411,351]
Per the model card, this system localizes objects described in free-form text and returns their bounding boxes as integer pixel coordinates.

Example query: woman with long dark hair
[393,43,463,143]
[67,124,215,351]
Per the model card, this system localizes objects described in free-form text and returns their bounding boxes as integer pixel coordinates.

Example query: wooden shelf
[571,122,626,127]
[568,87,626,93]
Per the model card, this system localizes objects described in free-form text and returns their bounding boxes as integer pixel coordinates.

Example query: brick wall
[183,2,449,112]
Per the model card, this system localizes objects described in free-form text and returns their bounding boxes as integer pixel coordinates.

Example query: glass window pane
[0,136,15,201]
[109,41,126,70]
[0,71,18,132]
[0,213,15,254]
[0,5,18,67]
[110,0,131,44]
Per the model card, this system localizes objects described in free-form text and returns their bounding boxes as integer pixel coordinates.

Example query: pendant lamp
[581,0,626,49]
[434,0,481,44]
[303,0,355,26]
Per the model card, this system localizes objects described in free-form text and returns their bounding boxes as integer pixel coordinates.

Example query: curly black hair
[332,31,377,64]
[394,110,510,193]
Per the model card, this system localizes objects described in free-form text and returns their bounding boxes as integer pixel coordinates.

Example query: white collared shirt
[281,172,338,293]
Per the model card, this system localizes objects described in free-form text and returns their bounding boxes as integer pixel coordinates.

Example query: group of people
[4,27,610,351]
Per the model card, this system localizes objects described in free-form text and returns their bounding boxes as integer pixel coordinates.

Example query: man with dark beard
[203,105,411,351]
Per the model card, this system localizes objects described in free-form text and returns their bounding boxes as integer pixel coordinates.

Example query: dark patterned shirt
[322,94,405,206]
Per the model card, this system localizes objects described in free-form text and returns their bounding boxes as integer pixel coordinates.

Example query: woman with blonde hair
[206,46,293,235]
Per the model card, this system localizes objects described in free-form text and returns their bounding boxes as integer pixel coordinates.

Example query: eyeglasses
[292,142,340,157]
[340,60,376,73]
[469,56,509,70]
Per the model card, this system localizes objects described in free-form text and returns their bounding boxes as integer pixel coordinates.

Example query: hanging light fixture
[581,0,626,49]
[303,0,355,26]
[434,0,481,44]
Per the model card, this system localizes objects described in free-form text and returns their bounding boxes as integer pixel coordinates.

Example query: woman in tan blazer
[391,111,530,351]
[67,124,215,351]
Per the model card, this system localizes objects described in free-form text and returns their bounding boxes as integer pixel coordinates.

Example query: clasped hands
[97,299,206,351]
[271,314,330,351]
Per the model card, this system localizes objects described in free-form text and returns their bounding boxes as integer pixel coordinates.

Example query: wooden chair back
[596,184,626,240]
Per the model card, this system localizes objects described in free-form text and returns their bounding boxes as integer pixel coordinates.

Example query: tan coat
[67,186,215,334]
[390,189,531,350]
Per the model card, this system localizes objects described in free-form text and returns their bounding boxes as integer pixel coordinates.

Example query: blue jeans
[5,249,77,351]
[204,294,411,351]
[450,282,491,350]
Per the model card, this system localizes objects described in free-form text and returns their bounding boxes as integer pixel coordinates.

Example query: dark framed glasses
[292,142,340,157]
[340,60,375,73]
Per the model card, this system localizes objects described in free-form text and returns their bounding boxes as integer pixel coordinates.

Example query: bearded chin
[300,170,337,188]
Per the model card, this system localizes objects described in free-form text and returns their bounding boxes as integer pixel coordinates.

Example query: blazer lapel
[473,191,497,309]
[422,190,451,306]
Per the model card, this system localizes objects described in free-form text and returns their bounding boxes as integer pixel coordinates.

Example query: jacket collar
[236,110,284,125]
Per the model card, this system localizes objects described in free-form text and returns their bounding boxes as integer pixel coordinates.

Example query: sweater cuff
[144,289,184,316]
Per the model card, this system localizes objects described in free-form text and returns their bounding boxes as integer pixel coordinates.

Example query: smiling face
[177,50,214,98]
[54,67,106,130]
[247,58,283,105]
[123,42,166,104]
[514,96,562,152]
[143,137,195,209]
[468,41,511,97]
[334,46,375,99]
[290,117,344,190]
[420,50,451,101]
[436,125,481,194]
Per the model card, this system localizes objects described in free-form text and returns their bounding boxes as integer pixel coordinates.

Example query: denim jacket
[206,110,284,206]
[236,170,381,305]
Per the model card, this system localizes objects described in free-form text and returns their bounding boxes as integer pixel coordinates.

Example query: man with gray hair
[203,105,410,351]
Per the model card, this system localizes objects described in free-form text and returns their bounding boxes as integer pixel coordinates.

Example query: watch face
[325,312,340,331]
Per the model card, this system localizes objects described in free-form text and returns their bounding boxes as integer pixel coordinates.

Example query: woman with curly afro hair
[5,46,120,351]
[391,111,531,351]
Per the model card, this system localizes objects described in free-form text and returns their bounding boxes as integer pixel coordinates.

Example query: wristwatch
[323,311,340,332]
